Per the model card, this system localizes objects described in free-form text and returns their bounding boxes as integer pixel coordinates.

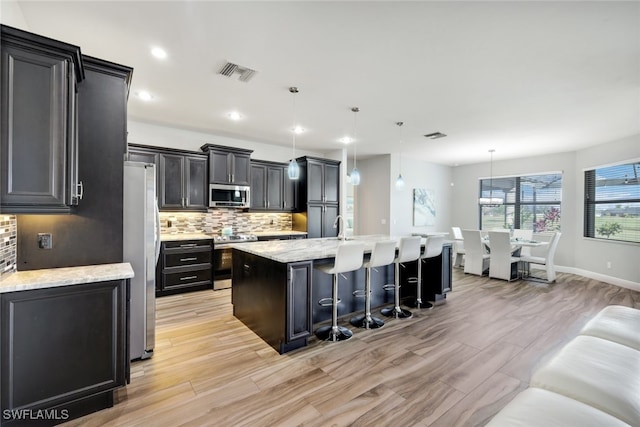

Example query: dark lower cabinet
[0,280,129,425]
[156,239,213,296]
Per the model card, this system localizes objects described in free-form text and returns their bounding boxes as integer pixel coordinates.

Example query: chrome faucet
[333,215,345,240]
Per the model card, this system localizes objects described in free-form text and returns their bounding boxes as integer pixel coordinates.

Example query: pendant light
[479,149,503,205]
[287,87,300,180]
[350,107,361,186]
[395,121,405,190]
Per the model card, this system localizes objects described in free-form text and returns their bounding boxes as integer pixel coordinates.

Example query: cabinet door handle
[179,276,198,281]
[180,257,198,262]
[180,244,198,248]
[77,181,84,200]
[267,200,270,208]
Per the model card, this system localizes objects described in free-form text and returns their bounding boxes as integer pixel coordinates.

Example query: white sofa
[487,305,640,427]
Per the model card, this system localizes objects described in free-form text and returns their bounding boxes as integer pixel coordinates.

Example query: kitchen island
[231,236,451,354]
[0,263,133,425]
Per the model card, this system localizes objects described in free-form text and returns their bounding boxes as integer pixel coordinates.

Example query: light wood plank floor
[64,270,640,427]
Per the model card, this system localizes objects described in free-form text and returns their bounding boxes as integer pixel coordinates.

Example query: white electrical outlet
[607,261,612,269]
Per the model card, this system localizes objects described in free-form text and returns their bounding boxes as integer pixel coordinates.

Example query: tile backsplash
[159,210,293,235]
[0,215,17,278]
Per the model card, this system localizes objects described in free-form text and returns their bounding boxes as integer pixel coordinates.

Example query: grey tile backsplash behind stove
[159,210,292,235]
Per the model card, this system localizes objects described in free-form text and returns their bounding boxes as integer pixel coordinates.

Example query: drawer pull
[179,244,198,248]
[179,276,198,281]
[180,257,198,262]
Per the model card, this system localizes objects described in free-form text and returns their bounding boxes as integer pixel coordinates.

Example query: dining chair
[488,231,520,281]
[520,232,562,283]
[461,229,490,276]
[451,227,465,268]
[512,228,533,256]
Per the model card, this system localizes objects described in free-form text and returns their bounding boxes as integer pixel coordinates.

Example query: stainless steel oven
[213,235,257,290]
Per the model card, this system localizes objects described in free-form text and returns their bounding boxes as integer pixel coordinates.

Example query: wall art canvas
[413,188,435,226]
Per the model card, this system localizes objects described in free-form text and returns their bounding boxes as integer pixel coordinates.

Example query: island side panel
[232,250,312,353]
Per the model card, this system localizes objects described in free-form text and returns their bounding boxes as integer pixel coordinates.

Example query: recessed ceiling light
[151,47,167,59]
[339,136,353,144]
[292,126,305,134]
[227,111,242,121]
[137,91,153,101]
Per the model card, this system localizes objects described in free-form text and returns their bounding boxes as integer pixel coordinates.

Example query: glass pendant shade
[350,168,361,186]
[395,173,405,190]
[287,159,300,180]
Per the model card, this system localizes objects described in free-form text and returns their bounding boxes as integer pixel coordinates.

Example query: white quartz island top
[230,235,427,264]
[0,263,134,293]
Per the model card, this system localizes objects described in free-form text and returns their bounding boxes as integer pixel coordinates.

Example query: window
[479,173,562,232]
[584,161,640,243]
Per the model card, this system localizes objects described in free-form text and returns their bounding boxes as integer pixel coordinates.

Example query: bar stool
[381,236,421,319]
[350,240,397,329]
[415,236,444,309]
[315,242,365,342]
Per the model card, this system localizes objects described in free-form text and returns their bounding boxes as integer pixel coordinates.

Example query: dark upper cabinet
[304,158,339,204]
[201,144,252,186]
[127,146,158,165]
[128,144,207,212]
[0,25,84,213]
[283,173,297,212]
[158,152,207,211]
[251,160,289,211]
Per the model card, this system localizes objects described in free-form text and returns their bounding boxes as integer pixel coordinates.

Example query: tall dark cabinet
[10,27,133,271]
[293,157,340,238]
[0,25,84,213]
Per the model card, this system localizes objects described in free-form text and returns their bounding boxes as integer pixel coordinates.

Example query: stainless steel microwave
[209,184,250,208]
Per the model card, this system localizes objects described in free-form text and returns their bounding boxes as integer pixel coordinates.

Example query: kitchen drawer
[163,266,212,289]
[164,250,211,268]
[163,239,212,250]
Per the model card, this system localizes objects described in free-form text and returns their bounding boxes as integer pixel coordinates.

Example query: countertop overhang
[229,235,452,264]
[0,263,134,293]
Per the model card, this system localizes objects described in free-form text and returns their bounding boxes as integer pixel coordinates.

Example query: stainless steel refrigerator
[123,161,160,360]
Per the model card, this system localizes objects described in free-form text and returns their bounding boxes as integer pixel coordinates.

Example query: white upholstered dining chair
[488,231,520,281]
[451,227,465,268]
[461,229,490,276]
[520,232,562,283]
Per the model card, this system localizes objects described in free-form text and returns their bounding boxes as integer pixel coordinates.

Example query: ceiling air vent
[424,132,447,140]
[218,62,257,82]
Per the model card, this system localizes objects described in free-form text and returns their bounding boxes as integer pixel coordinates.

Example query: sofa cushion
[530,335,640,426]
[579,305,640,351]
[486,388,631,427]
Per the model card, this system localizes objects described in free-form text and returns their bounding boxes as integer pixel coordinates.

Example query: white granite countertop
[0,263,134,294]
[230,235,429,263]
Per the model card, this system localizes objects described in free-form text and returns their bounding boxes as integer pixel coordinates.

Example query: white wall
[573,134,640,287]
[389,153,454,237]
[0,1,29,29]
[128,120,323,162]
[451,136,640,289]
[355,155,392,236]
[355,154,454,238]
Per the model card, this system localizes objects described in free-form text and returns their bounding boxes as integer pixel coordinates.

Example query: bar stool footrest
[318,297,340,307]
[352,289,367,298]
[382,283,395,291]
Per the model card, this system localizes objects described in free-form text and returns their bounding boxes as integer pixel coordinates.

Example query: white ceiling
[10,1,640,165]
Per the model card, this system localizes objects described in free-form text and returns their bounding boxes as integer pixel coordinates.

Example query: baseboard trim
[551,265,640,292]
